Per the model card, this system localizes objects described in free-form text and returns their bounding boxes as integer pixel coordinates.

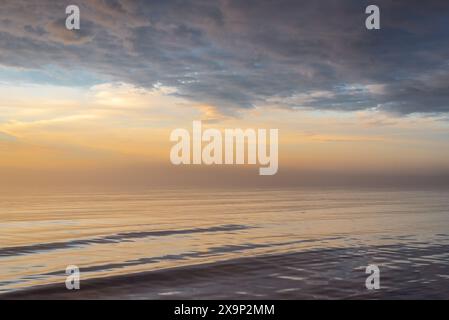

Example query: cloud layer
[1,0,449,114]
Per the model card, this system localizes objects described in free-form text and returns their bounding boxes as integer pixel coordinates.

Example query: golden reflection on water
[1,188,449,292]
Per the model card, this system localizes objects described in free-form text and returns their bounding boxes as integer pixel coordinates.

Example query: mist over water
[1,188,449,298]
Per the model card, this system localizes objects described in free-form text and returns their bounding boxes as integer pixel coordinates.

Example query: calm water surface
[1,188,449,296]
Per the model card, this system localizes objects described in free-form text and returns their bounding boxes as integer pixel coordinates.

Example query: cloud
[0,0,449,115]
[303,133,386,144]
[0,131,17,142]
[45,18,94,44]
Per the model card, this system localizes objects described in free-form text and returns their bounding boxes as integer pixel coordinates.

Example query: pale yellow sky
[2,81,449,189]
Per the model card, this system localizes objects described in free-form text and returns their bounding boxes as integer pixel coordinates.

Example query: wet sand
[2,242,449,300]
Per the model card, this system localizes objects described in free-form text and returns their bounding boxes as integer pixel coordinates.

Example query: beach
[3,242,449,299]
[1,188,449,299]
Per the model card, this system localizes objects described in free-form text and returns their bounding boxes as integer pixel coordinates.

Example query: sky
[1,0,449,189]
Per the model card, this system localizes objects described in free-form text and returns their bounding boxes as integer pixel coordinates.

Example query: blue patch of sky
[0,64,108,88]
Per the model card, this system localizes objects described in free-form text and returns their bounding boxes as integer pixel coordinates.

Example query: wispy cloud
[0,131,17,142]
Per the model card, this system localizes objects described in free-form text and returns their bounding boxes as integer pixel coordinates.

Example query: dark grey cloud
[1,0,449,114]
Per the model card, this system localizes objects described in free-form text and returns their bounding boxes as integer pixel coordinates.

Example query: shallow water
[1,188,449,297]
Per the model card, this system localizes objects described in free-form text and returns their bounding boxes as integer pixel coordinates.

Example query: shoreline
[2,243,449,300]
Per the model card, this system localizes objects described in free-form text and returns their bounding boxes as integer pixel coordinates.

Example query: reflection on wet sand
[1,188,449,299]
